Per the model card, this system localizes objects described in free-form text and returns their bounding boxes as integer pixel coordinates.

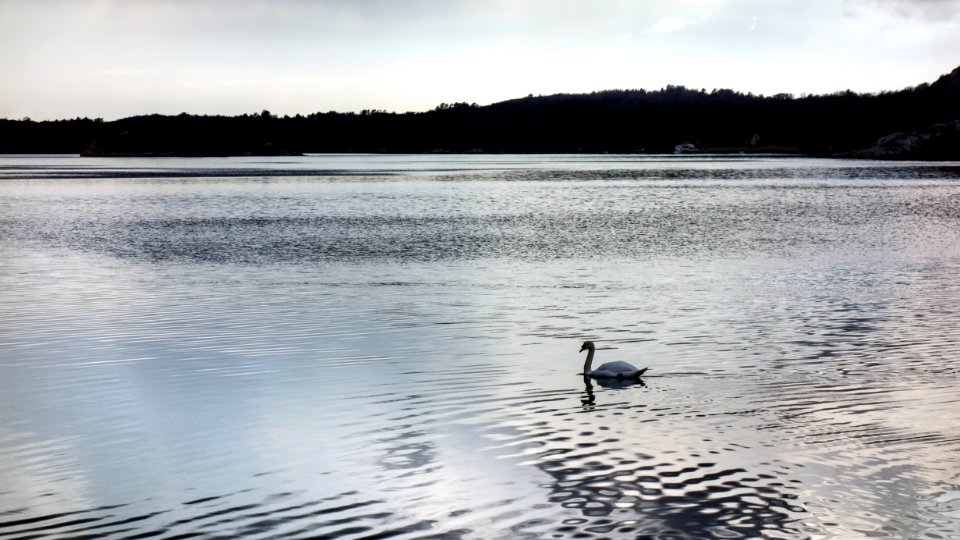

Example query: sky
[1,0,958,120]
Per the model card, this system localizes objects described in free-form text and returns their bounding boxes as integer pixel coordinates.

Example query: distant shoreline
[73,148,807,158]
[3,65,958,160]
[6,149,960,161]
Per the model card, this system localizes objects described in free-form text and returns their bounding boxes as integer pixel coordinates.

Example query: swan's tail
[634,367,648,378]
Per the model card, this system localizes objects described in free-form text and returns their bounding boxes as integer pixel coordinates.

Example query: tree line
[1,65,957,156]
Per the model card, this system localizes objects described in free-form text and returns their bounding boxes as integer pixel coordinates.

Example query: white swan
[580,341,648,379]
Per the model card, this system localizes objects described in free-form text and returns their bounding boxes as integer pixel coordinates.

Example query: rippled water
[2,154,960,539]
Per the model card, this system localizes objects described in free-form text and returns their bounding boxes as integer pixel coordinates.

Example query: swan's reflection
[594,377,646,390]
[580,375,645,407]
[581,375,596,407]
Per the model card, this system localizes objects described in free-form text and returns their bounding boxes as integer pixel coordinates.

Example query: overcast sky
[1,0,958,120]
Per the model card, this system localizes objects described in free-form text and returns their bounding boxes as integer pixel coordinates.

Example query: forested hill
[2,65,958,158]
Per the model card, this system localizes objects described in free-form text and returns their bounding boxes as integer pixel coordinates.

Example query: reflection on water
[581,376,646,407]
[1,155,960,538]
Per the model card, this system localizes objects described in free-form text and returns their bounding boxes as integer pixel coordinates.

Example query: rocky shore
[845,119,960,160]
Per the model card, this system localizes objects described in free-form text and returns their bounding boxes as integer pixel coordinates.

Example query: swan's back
[591,360,646,378]
[596,361,638,373]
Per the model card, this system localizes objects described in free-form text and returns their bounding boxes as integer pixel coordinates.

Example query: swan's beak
[579,345,586,353]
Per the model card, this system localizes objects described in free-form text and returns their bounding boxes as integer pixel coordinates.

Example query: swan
[580,341,648,380]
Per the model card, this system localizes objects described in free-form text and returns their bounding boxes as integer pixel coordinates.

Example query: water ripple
[2,156,960,538]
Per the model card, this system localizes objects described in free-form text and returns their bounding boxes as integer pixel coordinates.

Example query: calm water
[2,154,960,539]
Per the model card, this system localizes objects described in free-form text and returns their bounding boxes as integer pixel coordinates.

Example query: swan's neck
[583,348,594,374]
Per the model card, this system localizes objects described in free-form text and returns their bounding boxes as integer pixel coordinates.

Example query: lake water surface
[2,154,960,539]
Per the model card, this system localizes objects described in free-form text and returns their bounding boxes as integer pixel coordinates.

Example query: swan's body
[580,341,648,380]
[589,360,645,378]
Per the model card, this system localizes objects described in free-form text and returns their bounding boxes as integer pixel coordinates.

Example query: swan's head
[579,341,595,353]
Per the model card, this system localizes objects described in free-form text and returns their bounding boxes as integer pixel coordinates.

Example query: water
[1,154,960,539]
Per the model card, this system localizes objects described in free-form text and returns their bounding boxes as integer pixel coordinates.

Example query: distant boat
[674,142,698,154]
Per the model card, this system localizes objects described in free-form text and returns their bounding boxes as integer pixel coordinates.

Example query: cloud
[1,0,958,119]
[650,16,690,33]
[856,0,960,20]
